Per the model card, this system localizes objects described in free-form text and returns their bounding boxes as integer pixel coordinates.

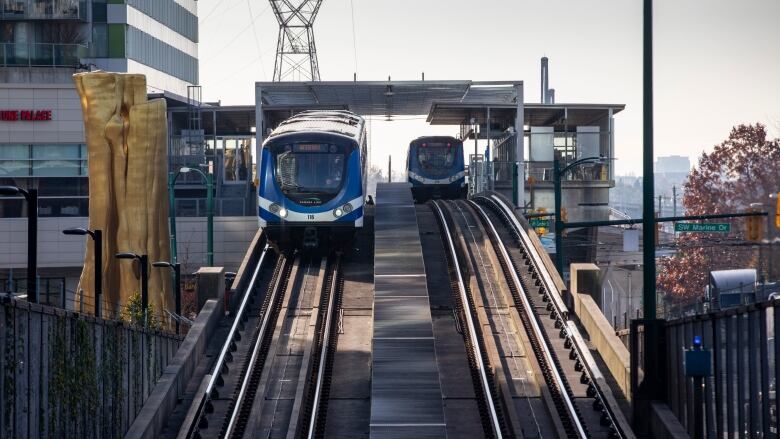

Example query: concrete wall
[569,263,633,400]
[0,82,85,144]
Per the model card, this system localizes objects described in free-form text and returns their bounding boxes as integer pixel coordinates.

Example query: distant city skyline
[197,0,780,175]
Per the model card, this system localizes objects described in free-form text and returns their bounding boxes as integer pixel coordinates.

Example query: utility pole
[672,186,677,217]
[269,0,324,81]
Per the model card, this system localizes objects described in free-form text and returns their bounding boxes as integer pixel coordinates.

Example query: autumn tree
[657,123,780,300]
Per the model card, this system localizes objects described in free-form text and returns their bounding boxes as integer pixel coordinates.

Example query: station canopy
[256,80,522,125]
[256,80,623,128]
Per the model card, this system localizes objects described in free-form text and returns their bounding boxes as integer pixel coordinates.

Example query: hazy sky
[196,0,780,175]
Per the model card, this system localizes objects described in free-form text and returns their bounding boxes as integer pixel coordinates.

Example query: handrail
[185,244,270,438]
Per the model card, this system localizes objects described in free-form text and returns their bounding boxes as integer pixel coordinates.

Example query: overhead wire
[245,0,269,79]
[349,0,358,76]
[205,3,270,61]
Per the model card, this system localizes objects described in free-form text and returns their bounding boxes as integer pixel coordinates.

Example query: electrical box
[684,349,712,377]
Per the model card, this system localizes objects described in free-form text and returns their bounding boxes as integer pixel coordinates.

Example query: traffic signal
[561,207,568,223]
[746,215,763,241]
[776,192,780,228]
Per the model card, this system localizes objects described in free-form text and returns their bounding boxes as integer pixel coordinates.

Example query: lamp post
[0,186,38,303]
[553,156,605,276]
[115,252,149,326]
[152,261,181,334]
[63,228,102,317]
[169,163,214,266]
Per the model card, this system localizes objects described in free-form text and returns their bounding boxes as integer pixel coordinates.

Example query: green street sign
[530,218,550,228]
[674,222,730,233]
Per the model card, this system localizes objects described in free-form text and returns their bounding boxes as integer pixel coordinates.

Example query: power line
[245,0,269,79]
[349,0,358,75]
[205,4,270,60]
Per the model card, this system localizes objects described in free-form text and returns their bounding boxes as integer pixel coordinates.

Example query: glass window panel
[0,144,29,159]
[0,160,29,176]
[32,160,81,176]
[32,144,80,159]
[91,23,107,57]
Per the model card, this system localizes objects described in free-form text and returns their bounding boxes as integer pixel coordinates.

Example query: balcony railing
[0,43,87,67]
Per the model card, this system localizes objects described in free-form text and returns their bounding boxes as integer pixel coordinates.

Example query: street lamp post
[116,252,149,326]
[63,228,102,317]
[152,261,181,334]
[169,163,214,266]
[0,186,38,303]
[553,156,605,276]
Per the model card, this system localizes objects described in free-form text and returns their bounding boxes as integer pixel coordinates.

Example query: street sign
[674,222,730,233]
[530,218,550,228]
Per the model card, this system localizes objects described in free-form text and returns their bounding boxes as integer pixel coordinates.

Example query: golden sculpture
[73,72,173,320]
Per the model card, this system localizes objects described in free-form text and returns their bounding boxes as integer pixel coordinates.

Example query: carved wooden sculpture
[73,72,172,318]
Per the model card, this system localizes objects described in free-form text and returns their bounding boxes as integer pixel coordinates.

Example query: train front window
[417,143,455,176]
[274,143,346,205]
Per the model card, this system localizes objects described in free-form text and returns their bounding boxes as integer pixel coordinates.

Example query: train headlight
[279,208,288,218]
[269,203,281,214]
[333,208,344,218]
[342,203,353,213]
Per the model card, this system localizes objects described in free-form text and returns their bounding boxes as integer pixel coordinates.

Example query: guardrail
[664,298,780,437]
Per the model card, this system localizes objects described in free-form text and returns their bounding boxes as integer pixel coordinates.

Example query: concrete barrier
[650,402,690,439]
[125,296,224,439]
[569,263,633,400]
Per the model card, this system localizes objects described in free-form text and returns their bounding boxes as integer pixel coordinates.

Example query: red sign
[1,110,52,121]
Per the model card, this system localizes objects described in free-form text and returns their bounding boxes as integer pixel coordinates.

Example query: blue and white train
[257,110,367,247]
[407,136,466,202]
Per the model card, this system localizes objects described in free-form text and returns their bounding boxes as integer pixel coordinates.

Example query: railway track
[432,197,630,438]
[183,248,343,439]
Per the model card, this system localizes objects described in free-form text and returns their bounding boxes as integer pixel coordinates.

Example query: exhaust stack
[541,57,549,103]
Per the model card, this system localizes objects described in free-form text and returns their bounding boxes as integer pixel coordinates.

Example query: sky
[196,0,780,176]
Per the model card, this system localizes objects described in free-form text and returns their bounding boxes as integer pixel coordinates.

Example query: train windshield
[417,142,456,176]
[274,143,346,205]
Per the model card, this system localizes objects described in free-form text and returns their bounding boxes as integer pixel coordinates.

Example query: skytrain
[407,136,466,202]
[257,110,367,247]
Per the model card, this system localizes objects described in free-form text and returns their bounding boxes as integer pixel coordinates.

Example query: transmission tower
[269,0,323,81]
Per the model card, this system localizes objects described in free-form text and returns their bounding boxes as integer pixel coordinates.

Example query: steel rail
[478,194,627,437]
[307,254,342,438]
[469,200,588,438]
[431,200,503,438]
[186,244,271,438]
[223,253,291,438]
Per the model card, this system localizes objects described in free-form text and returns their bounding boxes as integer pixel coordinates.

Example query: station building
[0,0,255,307]
[1,10,624,308]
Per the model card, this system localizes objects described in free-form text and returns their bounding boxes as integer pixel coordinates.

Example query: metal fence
[0,297,182,438]
[664,299,779,437]
[174,197,250,216]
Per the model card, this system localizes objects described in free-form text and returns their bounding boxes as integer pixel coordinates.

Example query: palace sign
[0,110,53,121]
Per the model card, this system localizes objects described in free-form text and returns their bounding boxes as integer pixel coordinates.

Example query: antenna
[269,0,324,81]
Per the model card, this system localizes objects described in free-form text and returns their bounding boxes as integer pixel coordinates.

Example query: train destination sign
[674,222,730,233]
[0,110,53,122]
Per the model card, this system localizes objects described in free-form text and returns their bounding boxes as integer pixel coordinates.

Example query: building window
[0,144,30,176]
[0,144,87,177]
[1,277,67,307]
[32,144,85,176]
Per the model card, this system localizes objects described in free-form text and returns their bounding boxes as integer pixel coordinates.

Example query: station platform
[371,183,447,437]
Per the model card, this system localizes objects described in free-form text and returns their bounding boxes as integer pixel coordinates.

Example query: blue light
[693,335,702,347]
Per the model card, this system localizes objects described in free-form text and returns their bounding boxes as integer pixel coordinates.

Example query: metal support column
[255,85,265,187]
[514,83,525,209]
